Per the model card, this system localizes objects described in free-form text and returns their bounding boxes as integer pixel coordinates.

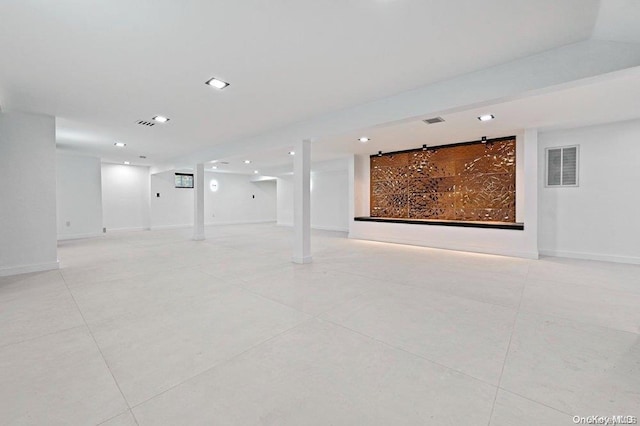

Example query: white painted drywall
[0,112,58,276]
[101,164,151,231]
[56,153,103,240]
[150,171,277,229]
[538,118,640,263]
[348,132,539,259]
[277,159,350,232]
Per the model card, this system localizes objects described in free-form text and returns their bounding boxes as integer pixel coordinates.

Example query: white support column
[193,163,205,241]
[292,139,312,264]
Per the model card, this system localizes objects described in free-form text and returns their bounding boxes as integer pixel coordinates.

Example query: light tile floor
[1,224,639,425]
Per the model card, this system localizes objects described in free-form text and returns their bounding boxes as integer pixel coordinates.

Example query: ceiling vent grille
[423,117,445,124]
[136,120,156,127]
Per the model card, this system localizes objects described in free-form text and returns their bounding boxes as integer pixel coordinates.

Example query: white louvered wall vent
[546,145,579,187]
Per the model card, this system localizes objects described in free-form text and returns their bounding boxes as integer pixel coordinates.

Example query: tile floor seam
[516,305,640,336]
[319,317,499,389]
[96,409,135,426]
[58,272,140,426]
[319,265,529,311]
[496,386,574,417]
[128,316,318,411]
[485,264,528,426]
[524,275,640,295]
[0,323,87,351]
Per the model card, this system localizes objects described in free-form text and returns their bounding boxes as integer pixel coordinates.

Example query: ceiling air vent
[423,117,445,124]
[136,120,156,127]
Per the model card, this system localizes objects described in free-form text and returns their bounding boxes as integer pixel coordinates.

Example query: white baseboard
[539,249,640,265]
[104,226,149,232]
[348,232,539,260]
[151,220,276,231]
[0,260,60,277]
[57,232,104,241]
[277,223,348,232]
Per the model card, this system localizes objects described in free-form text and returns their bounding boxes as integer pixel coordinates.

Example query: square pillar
[193,163,205,241]
[292,139,312,264]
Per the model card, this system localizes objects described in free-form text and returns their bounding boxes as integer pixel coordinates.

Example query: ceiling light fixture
[205,77,230,90]
[244,160,251,164]
[422,144,427,151]
[211,166,218,169]
[378,151,383,157]
[124,161,130,165]
[359,137,370,143]
[254,170,259,174]
[152,115,169,123]
[114,142,126,147]
[478,114,495,122]
[481,136,488,144]
[288,151,295,156]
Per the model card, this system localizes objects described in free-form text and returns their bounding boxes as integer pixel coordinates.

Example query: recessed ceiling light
[124,161,130,165]
[153,115,169,123]
[244,160,251,164]
[478,114,495,122]
[205,77,230,90]
[254,170,259,174]
[359,137,370,143]
[211,165,218,169]
[288,151,295,156]
[114,142,126,147]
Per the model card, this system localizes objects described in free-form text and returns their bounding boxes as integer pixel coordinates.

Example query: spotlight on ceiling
[422,144,427,151]
[244,160,251,164]
[152,116,169,123]
[378,151,383,157]
[114,142,126,147]
[124,161,130,165]
[254,170,259,174]
[478,114,495,122]
[205,77,230,90]
[288,151,295,156]
[481,136,488,144]
[211,166,218,169]
[359,137,370,143]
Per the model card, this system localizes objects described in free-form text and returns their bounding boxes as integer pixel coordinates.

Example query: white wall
[151,171,277,229]
[101,164,151,231]
[0,112,58,276]
[348,132,539,259]
[538,118,640,264]
[277,159,350,232]
[56,153,103,240]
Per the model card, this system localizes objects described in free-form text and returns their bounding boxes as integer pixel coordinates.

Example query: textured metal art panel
[370,138,516,222]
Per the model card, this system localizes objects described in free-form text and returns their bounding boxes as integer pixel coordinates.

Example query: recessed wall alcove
[366,136,518,228]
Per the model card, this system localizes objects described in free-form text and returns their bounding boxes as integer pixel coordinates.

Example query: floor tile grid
[0,270,86,350]
[124,316,318,411]
[486,263,528,425]
[58,271,141,426]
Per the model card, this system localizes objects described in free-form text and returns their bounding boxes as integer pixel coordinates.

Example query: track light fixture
[481,136,488,144]
[422,144,427,151]
[378,151,383,157]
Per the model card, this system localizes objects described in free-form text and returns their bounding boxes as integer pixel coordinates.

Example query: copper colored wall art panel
[370,138,516,222]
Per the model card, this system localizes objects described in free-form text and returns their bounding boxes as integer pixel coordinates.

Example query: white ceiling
[0,0,601,166]
[204,68,640,175]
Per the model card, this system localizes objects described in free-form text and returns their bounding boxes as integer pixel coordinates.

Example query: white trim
[0,260,60,277]
[57,232,104,241]
[151,219,276,231]
[103,226,149,232]
[539,249,640,265]
[277,223,348,232]
[348,232,539,260]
